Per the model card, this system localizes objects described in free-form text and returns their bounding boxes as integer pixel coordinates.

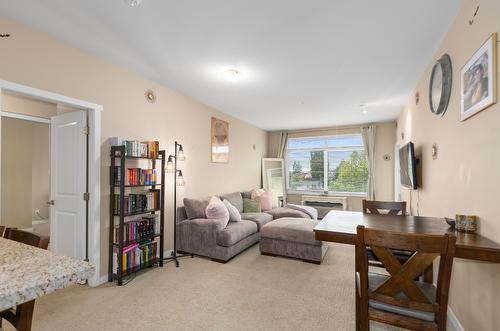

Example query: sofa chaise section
[264,207,311,220]
[260,217,328,264]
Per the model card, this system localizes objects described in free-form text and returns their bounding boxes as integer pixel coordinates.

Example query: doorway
[0,81,102,287]
[0,94,86,259]
[1,116,50,237]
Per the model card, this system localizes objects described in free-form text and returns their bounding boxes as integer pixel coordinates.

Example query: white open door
[50,110,87,259]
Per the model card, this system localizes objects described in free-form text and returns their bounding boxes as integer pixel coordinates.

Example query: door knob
[47,200,55,205]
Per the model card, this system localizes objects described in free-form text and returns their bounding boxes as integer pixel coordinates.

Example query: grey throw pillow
[223,199,242,222]
[183,197,210,219]
[220,192,244,213]
[241,191,252,199]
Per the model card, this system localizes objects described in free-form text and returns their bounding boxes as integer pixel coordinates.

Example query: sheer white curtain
[277,132,288,158]
[361,125,376,200]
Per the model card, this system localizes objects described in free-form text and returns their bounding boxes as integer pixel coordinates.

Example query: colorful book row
[113,214,160,244]
[113,167,158,186]
[113,190,160,215]
[112,240,158,273]
[110,137,160,158]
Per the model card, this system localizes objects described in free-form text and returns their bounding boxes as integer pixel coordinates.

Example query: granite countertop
[0,237,94,310]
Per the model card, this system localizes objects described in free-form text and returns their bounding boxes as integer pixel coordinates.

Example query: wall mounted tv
[399,142,418,189]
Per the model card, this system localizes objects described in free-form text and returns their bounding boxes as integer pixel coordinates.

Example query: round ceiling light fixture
[124,0,143,7]
[360,104,368,114]
[223,69,242,83]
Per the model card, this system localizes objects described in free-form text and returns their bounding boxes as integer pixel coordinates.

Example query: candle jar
[455,215,477,233]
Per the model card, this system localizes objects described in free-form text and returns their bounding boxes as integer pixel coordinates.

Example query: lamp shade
[176,170,186,186]
[166,156,174,173]
[177,145,186,161]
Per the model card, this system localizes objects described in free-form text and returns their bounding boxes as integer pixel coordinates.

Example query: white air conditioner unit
[301,195,347,219]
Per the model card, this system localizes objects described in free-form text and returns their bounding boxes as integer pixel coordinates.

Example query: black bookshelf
[108,145,165,285]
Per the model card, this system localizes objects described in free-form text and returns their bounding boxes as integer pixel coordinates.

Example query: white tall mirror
[262,158,286,207]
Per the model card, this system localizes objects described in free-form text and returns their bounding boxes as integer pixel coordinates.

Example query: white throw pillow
[205,196,230,227]
[223,199,242,222]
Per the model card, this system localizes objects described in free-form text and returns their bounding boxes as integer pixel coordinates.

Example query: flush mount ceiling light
[223,69,242,83]
[123,0,143,7]
[360,104,368,114]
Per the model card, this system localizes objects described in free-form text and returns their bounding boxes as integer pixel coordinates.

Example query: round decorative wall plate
[429,54,452,117]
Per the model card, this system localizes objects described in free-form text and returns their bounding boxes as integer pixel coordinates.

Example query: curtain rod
[273,122,380,134]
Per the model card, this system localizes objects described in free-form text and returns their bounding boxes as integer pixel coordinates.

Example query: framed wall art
[211,117,229,163]
[461,33,497,121]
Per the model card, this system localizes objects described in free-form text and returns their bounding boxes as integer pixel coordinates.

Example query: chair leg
[15,300,35,331]
[0,300,35,331]
[355,285,369,331]
[355,290,360,330]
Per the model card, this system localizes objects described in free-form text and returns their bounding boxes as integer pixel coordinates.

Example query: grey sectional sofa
[176,191,312,262]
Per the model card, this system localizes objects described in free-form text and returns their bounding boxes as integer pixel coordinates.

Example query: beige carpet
[3,243,454,331]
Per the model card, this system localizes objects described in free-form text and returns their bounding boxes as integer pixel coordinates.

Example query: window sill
[286,190,367,198]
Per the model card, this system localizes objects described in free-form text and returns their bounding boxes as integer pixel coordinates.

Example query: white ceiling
[0,0,463,130]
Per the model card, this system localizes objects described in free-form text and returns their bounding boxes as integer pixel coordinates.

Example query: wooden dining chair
[362,200,417,272]
[355,225,456,331]
[362,200,407,215]
[1,229,50,331]
[4,229,49,249]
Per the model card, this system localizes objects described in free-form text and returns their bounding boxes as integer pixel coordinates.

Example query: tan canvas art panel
[211,117,229,163]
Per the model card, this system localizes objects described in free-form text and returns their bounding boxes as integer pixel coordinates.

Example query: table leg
[0,300,35,331]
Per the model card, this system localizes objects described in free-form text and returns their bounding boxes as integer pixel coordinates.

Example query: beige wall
[1,117,33,229]
[32,122,49,220]
[268,122,396,211]
[396,0,500,329]
[0,16,267,277]
[0,117,49,229]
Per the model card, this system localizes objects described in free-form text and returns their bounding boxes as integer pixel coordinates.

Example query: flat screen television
[399,142,418,189]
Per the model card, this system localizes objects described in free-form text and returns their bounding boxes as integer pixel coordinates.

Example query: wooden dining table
[314,210,500,263]
[0,237,94,331]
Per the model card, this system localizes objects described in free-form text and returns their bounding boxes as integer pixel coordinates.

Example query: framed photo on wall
[211,117,229,163]
[461,33,497,121]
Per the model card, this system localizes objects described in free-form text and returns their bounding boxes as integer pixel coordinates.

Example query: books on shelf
[113,189,160,215]
[112,240,158,274]
[113,167,158,186]
[113,214,160,244]
[110,137,159,158]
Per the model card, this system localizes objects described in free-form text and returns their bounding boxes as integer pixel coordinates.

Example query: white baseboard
[98,275,109,286]
[93,250,174,287]
[448,306,465,331]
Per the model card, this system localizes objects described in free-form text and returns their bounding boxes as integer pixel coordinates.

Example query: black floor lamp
[164,141,191,267]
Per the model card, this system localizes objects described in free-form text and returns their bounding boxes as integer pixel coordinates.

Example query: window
[286,134,368,194]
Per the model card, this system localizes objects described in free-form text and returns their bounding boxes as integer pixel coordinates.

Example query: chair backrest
[5,229,49,250]
[362,200,407,215]
[356,225,456,324]
[0,225,5,238]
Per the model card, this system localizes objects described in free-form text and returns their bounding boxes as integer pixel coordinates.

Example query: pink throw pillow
[205,196,230,227]
[260,191,274,211]
[250,189,274,211]
[250,188,265,199]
